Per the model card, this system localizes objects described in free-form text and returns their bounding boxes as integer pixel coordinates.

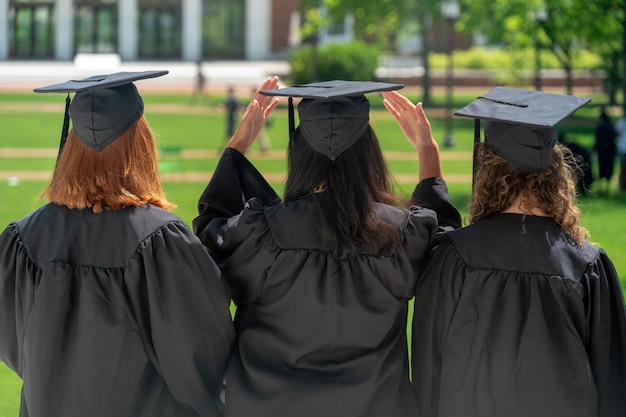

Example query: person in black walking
[594,108,617,194]
[224,86,240,144]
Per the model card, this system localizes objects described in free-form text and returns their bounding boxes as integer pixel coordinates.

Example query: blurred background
[0,0,619,99]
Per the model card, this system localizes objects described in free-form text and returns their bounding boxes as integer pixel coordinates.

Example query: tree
[577,0,623,107]
[300,0,412,51]
[458,0,599,95]
[298,0,441,104]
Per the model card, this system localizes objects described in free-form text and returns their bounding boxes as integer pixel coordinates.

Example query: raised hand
[381,91,436,151]
[381,90,442,180]
[227,76,280,154]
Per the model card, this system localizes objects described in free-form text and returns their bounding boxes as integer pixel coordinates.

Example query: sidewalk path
[0,147,474,184]
[0,60,291,93]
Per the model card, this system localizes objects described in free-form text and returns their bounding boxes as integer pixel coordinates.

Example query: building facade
[0,0,300,61]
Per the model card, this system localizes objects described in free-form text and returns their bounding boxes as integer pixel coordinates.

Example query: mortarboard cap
[34,70,168,152]
[455,87,590,173]
[260,80,403,160]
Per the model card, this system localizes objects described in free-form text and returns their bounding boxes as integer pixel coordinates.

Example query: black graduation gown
[412,213,626,417]
[193,148,461,417]
[0,203,236,417]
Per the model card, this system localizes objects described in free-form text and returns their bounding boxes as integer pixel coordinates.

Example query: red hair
[44,116,175,213]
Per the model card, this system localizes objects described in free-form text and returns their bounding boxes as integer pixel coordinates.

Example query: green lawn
[0,91,624,416]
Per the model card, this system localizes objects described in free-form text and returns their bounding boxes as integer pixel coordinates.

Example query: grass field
[0,90,624,415]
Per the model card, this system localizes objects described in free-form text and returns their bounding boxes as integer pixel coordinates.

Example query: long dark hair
[284,126,400,258]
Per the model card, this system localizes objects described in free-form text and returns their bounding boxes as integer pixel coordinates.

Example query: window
[202,0,245,59]
[9,1,55,58]
[138,0,182,59]
[74,0,118,54]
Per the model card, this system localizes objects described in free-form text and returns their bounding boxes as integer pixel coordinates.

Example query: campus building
[0,0,301,61]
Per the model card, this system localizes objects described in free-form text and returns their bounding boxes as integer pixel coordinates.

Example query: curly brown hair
[469,142,589,244]
[43,116,175,213]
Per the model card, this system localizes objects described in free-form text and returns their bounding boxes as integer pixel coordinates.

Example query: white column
[182,0,202,61]
[55,0,73,60]
[0,0,8,60]
[245,0,271,60]
[118,0,138,60]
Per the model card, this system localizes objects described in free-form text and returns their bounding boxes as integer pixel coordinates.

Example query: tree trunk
[420,13,432,106]
[565,64,574,96]
[622,0,626,114]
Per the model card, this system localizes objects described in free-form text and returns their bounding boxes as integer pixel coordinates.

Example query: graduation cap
[34,70,168,152]
[259,80,404,160]
[454,87,591,174]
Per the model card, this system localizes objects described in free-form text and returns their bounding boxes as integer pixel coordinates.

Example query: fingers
[254,76,280,101]
[263,98,279,118]
[381,91,415,115]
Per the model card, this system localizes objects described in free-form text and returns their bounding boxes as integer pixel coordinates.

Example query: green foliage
[299,0,416,51]
[289,42,380,84]
[456,0,621,96]
[428,47,602,71]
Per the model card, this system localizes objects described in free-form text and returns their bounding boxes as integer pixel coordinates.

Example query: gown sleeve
[410,237,462,417]
[0,224,25,376]
[410,177,462,232]
[587,250,626,417]
[193,147,280,252]
[125,221,236,417]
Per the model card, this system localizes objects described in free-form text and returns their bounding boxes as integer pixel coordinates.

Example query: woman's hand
[227,76,280,155]
[381,90,436,151]
[381,90,442,180]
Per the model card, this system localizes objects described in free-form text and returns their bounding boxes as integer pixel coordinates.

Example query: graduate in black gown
[412,87,626,417]
[0,71,235,417]
[193,77,461,417]
[593,109,617,194]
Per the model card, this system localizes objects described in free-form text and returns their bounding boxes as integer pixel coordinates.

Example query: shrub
[430,46,602,71]
[289,41,380,84]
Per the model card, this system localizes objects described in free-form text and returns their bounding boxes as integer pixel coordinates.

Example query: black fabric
[34,70,168,93]
[455,87,591,174]
[0,204,235,417]
[485,120,556,172]
[455,87,591,128]
[297,96,370,161]
[259,80,404,160]
[259,80,404,99]
[69,83,144,151]
[194,148,461,417]
[412,213,626,417]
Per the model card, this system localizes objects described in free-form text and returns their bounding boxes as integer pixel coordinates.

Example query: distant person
[224,86,240,145]
[412,87,626,417]
[194,78,461,417]
[191,60,208,104]
[614,112,626,191]
[0,71,235,417]
[560,132,593,195]
[594,108,617,194]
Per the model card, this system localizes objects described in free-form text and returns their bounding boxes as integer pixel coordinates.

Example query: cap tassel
[60,94,71,151]
[288,97,295,137]
[54,94,71,167]
[471,118,481,191]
